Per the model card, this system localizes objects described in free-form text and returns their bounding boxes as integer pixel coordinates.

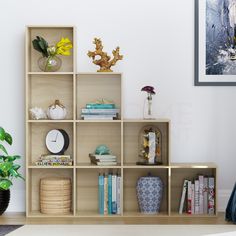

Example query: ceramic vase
[136,175,163,214]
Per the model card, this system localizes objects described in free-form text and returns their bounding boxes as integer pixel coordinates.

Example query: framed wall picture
[195,0,236,86]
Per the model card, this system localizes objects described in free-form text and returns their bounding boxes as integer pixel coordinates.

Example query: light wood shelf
[25,26,217,219]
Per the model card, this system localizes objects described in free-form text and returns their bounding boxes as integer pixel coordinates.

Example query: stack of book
[35,155,73,166]
[179,175,215,215]
[89,154,117,166]
[81,103,119,120]
[98,173,121,215]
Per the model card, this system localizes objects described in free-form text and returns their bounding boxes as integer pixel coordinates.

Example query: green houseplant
[0,127,24,214]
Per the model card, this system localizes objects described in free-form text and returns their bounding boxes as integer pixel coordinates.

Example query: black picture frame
[194,0,236,86]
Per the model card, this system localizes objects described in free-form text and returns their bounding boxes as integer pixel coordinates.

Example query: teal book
[108,174,112,215]
[86,104,115,109]
[98,174,104,215]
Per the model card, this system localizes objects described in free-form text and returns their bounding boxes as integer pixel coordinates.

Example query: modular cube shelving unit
[25,26,217,218]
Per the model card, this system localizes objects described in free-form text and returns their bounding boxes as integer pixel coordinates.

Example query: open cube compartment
[76,122,121,166]
[123,121,170,166]
[76,73,122,120]
[27,168,74,217]
[123,168,169,216]
[76,168,122,216]
[170,165,217,216]
[28,74,74,120]
[26,26,74,72]
[27,122,74,166]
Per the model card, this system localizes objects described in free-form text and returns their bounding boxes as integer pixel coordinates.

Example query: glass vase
[38,56,62,72]
[143,97,154,120]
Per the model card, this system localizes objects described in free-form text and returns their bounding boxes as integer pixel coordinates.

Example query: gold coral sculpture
[87,38,123,72]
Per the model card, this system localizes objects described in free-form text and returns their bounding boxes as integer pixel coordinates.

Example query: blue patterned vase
[136,175,163,214]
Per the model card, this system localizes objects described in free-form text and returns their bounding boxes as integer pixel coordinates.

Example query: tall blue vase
[136,175,163,214]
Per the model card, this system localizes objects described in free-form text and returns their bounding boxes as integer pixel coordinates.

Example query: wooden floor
[0,212,232,225]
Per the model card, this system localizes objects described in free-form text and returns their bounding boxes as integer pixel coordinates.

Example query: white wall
[0,0,235,212]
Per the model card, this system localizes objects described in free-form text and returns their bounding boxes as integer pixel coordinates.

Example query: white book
[199,175,204,214]
[112,175,117,214]
[194,180,200,214]
[116,175,121,215]
[191,183,195,215]
[179,179,188,214]
[203,177,208,214]
[81,115,116,120]
[96,162,117,166]
[104,175,108,215]
[208,177,215,215]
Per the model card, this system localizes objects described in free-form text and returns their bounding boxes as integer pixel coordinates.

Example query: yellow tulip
[56,37,73,56]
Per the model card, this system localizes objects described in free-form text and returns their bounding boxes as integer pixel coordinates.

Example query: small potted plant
[141,86,156,119]
[0,127,24,215]
[32,36,73,72]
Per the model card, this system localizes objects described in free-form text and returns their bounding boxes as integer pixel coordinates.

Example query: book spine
[116,175,121,215]
[179,179,188,214]
[104,175,108,215]
[98,174,104,215]
[194,180,200,214]
[208,177,215,215]
[81,108,119,114]
[203,177,208,214]
[112,175,117,214]
[86,104,115,109]
[191,183,195,214]
[108,174,112,215]
[187,180,192,214]
[82,116,115,120]
[199,175,204,214]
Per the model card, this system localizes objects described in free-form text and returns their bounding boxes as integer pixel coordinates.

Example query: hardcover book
[179,179,188,214]
[203,177,208,214]
[116,175,121,215]
[208,177,215,215]
[98,174,104,215]
[187,180,192,214]
[112,175,117,214]
[108,174,112,214]
[194,180,200,214]
[199,175,204,214]
[104,175,108,215]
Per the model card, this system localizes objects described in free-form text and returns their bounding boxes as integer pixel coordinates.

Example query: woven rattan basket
[40,177,71,215]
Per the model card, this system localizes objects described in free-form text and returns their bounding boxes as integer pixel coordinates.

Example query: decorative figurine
[29,107,47,120]
[95,145,110,155]
[47,100,67,120]
[137,125,162,165]
[87,38,123,72]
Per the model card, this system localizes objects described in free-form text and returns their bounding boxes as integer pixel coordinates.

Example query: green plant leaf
[0,179,12,190]
[9,169,19,177]
[0,144,8,155]
[12,164,20,171]
[4,133,12,145]
[5,155,20,162]
[0,127,5,141]
[0,162,12,172]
